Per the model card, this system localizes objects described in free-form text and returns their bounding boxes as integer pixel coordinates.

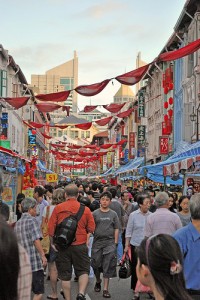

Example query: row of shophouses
[107,1,200,172]
[0,0,200,206]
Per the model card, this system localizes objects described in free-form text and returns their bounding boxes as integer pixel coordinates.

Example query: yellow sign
[22,189,34,198]
[46,173,58,182]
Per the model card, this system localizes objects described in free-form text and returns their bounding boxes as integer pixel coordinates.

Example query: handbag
[118,252,132,279]
[41,206,50,255]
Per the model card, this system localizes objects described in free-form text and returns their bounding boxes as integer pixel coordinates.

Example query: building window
[12,125,16,144]
[0,70,7,97]
[86,131,90,138]
[81,131,85,138]
[187,53,194,78]
[58,130,62,137]
[12,83,18,97]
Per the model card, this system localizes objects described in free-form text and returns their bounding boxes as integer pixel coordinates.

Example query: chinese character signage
[138,125,146,143]
[138,91,145,117]
[0,112,8,139]
[159,136,169,155]
[129,132,135,159]
[28,128,36,146]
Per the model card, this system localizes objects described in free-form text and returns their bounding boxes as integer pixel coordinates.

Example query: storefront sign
[129,132,135,159]
[159,137,169,155]
[28,128,36,146]
[138,91,145,117]
[46,173,58,182]
[138,125,146,143]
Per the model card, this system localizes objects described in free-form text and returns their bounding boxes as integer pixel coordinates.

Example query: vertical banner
[138,125,146,143]
[138,91,145,117]
[159,136,169,154]
[129,132,135,159]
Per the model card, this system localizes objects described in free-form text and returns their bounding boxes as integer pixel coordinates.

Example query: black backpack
[53,203,85,250]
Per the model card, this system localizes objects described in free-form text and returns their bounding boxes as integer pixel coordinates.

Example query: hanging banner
[138,91,145,117]
[129,132,135,159]
[137,125,146,143]
[159,136,169,155]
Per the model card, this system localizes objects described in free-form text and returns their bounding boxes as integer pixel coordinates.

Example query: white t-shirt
[42,205,55,220]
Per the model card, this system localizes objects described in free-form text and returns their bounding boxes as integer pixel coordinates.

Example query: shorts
[48,246,58,263]
[91,244,117,278]
[56,244,90,281]
[32,270,44,295]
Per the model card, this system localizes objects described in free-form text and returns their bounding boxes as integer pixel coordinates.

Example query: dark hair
[172,192,178,202]
[137,193,150,207]
[34,185,45,197]
[16,193,25,202]
[121,191,129,198]
[78,196,91,207]
[178,195,189,212]
[137,234,191,300]
[87,190,94,197]
[44,184,54,194]
[0,202,10,221]
[100,191,112,200]
[0,218,20,300]
[108,187,117,198]
[92,182,98,191]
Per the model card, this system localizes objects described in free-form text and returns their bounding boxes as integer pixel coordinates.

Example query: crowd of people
[0,175,200,300]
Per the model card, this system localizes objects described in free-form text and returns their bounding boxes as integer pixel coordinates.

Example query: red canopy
[75,79,110,96]
[51,143,66,148]
[115,64,150,85]
[29,121,44,128]
[100,143,113,149]
[67,145,82,149]
[36,90,71,102]
[75,122,92,130]
[103,103,125,113]
[158,38,200,62]
[116,108,134,118]
[49,124,68,129]
[35,103,61,113]
[95,116,113,126]
[2,97,29,109]
[84,105,98,112]
[41,132,52,139]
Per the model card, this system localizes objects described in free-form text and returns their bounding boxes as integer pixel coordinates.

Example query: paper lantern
[164,114,168,122]
[168,109,173,117]
[164,86,169,94]
[169,97,173,105]
[164,102,168,109]
[169,82,174,90]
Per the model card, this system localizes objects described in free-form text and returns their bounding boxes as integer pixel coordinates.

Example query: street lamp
[190,103,200,141]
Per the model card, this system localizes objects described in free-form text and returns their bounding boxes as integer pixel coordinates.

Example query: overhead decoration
[84,105,98,112]
[75,122,92,130]
[103,103,126,113]
[36,90,71,102]
[2,97,30,109]
[29,121,44,128]
[41,132,52,139]
[50,143,66,148]
[35,103,70,115]
[49,124,69,129]
[115,64,150,85]
[75,79,111,96]
[95,116,113,126]
[116,108,134,118]
[23,120,34,128]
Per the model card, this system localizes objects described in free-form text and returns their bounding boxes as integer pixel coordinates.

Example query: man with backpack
[48,184,95,300]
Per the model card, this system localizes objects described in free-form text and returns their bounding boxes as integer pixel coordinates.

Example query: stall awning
[115,157,144,175]
[38,160,53,173]
[163,155,200,176]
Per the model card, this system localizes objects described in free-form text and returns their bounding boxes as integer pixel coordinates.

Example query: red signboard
[129,132,135,159]
[159,137,169,155]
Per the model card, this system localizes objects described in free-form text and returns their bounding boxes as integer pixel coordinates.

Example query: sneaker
[76,293,86,300]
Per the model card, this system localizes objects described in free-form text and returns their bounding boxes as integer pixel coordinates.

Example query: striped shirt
[15,213,43,272]
[144,208,182,237]
[18,244,32,300]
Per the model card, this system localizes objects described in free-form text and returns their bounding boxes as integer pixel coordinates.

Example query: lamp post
[190,103,200,142]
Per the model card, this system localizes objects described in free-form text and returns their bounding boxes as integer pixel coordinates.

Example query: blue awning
[100,167,115,177]
[114,157,144,175]
[38,160,53,173]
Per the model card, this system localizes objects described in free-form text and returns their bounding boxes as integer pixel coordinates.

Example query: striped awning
[163,155,200,176]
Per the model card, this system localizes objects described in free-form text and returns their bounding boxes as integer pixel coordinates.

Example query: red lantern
[32,129,37,135]
[164,86,169,94]
[169,82,174,90]
[168,109,173,117]
[164,102,168,109]
[164,114,168,122]
[168,97,173,105]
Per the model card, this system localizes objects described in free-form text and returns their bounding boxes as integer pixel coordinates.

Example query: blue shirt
[126,209,151,246]
[173,222,200,290]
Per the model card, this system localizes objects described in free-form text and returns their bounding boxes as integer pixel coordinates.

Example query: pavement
[43,270,152,300]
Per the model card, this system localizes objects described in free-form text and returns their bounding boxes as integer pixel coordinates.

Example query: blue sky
[1,0,186,110]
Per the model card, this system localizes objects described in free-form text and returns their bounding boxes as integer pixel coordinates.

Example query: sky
[1,0,186,111]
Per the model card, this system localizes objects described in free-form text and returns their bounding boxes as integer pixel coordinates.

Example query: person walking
[14,197,47,300]
[176,195,191,226]
[144,192,182,237]
[92,191,119,298]
[48,184,95,300]
[173,193,200,299]
[125,193,151,300]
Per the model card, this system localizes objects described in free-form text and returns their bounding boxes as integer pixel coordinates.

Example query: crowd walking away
[1,178,200,300]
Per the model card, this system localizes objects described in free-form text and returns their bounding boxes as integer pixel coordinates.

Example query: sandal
[103,290,111,298]
[94,279,102,292]
[76,293,86,300]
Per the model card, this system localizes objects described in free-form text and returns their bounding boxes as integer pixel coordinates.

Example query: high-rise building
[31,51,78,122]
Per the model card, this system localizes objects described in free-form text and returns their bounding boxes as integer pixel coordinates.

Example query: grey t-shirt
[109,199,125,231]
[176,212,191,227]
[92,209,119,248]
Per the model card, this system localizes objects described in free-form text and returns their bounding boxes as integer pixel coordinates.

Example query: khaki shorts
[56,244,90,281]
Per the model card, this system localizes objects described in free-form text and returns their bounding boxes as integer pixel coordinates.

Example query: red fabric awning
[163,156,200,176]
[75,79,110,96]
[23,120,34,128]
[50,143,66,148]
[158,38,200,62]
[36,90,71,102]
[29,121,44,128]
[0,146,18,157]
[83,105,98,112]
[116,108,134,118]
[117,139,128,145]
[95,116,113,126]
[2,97,29,109]
[100,143,113,149]
[35,103,62,113]
[115,64,150,85]
[41,132,52,139]
[75,122,92,130]
[49,124,68,129]
[67,145,82,149]
[103,103,125,113]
